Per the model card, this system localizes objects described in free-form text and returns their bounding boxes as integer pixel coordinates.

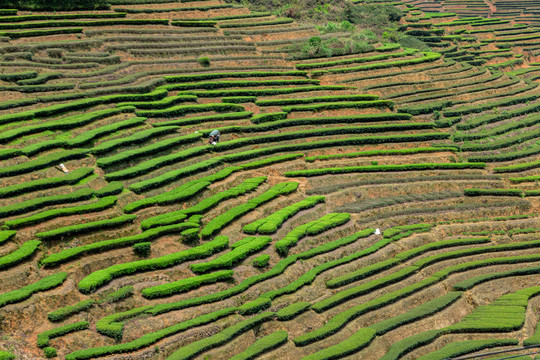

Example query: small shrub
[133,242,151,257]
[44,347,57,358]
[198,56,210,67]
[253,254,270,267]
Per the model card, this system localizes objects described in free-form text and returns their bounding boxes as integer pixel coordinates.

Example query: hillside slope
[0,1,538,359]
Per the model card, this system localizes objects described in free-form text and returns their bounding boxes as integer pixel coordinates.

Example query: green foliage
[77,236,229,293]
[197,56,210,67]
[229,330,288,360]
[454,266,540,291]
[250,112,287,124]
[47,299,95,322]
[0,352,14,360]
[305,148,454,162]
[0,188,94,218]
[252,254,270,267]
[2,0,108,10]
[301,328,376,360]
[103,286,133,304]
[43,347,57,358]
[67,117,145,147]
[192,236,271,273]
[66,308,236,360]
[524,320,540,345]
[0,107,134,144]
[285,163,485,177]
[133,242,151,257]
[38,321,89,348]
[36,215,136,240]
[371,292,462,335]
[41,223,195,267]
[97,132,202,169]
[444,93,540,117]
[0,240,41,269]
[0,231,16,244]
[380,330,443,360]
[296,50,414,70]
[5,196,117,229]
[282,100,393,112]
[0,149,87,178]
[465,188,524,197]
[276,302,311,321]
[167,312,275,360]
[142,270,233,299]
[0,273,67,308]
[416,339,519,360]
[124,179,211,214]
[139,176,264,229]
[200,182,299,238]
[244,196,325,234]
[311,52,441,75]
[96,305,149,340]
[294,277,439,346]
[275,213,350,256]
[0,168,93,199]
[238,297,271,315]
[149,230,372,316]
[256,94,378,106]
[95,181,123,197]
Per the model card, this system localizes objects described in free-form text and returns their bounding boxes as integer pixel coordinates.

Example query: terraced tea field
[0,0,538,359]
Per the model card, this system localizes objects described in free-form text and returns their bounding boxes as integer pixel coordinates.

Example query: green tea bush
[77,236,228,293]
[95,182,123,198]
[41,223,195,267]
[296,50,415,70]
[133,242,151,257]
[67,117,145,147]
[2,0,108,10]
[150,230,373,317]
[0,231,16,244]
[229,330,288,360]
[371,292,462,335]
[142,270,233,298]
[244,196,325,234]
[256,94,378,106]
[38,321,89,348]
[191,236,271,273]
[0,167,93,198]
[416,339,518,360]
[0,240,41,269]
[276,302,311,321]
[0,106,134,144]
[167,312,275,360]
[5,196,117,229]
[0,273,67,308]
[252,254,270,267]
[275,213,350,256]
[43,347,57,358]
[0,149,87,178]
[238,297,272,315]
[47,299,95,322]
[0,188,93,218]
[283,100,393,112]
[285,163,485,177]
[102,286,133,304]
[65,308,236,360]
[200,182,299,238]
[36,215,136,240]
[301,328,376,360]
[465,188,524,197]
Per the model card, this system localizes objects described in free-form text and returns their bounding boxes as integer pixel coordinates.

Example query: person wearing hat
[209,129,220,145]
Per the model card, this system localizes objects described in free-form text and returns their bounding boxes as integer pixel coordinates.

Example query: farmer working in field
[209,129,220,145]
